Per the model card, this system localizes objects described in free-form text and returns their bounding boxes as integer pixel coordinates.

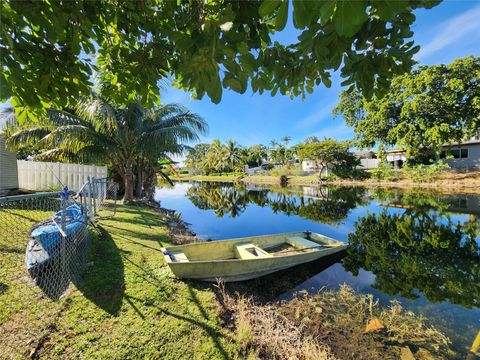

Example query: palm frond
[157,170,174,186]
[6,127,52,149]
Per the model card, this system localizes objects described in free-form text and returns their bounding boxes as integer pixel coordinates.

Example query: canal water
[155,181,480,356]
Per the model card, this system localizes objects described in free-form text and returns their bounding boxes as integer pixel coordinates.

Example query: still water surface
[155,181,480,356]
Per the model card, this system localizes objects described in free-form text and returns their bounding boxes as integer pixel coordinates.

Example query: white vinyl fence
[358,158,381,169]
[17,160,108,192]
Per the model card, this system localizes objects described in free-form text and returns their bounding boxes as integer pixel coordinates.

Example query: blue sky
[162,0,480,148]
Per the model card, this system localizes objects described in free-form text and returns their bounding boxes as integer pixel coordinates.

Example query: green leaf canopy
[0,0,440,118]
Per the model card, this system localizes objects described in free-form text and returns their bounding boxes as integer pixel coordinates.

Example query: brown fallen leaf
[400,346,415,360]
[365,318,385,333]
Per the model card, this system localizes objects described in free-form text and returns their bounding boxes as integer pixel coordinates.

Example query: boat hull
[162,231,347,282]
[25,203,85,275]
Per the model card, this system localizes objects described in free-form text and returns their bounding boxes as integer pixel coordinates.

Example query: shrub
[371,162,396,181]
[269,166,305,177]
[331,165,368,180]
[402,160,450,183]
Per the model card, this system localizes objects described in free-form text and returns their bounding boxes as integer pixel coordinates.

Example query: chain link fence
[76,177,118,220]
[0,177,117,358]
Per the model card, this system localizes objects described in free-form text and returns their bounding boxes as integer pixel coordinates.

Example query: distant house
[381,132,480,170]
[353,151,381,170]
[301,151,379,172]
[0,110,19,195]
[439,136,480,169]
[301,132,480,172]
[301,160,318,172]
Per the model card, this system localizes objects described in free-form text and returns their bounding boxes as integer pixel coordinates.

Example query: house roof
[384,139,480,154]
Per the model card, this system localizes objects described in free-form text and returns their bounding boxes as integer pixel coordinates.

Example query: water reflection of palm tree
[186,182,367,225]
[187,183,247,218]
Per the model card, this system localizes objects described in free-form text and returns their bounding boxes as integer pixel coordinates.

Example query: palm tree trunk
[134,157,143,198]
[124,157,134,201]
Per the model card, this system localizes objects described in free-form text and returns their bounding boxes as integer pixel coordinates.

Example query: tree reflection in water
[186,182,367,224]
[345,190,480,308]
[186,183,480,307]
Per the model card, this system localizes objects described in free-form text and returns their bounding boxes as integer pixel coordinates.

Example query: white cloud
[310,121,353,141]
[417,4,480,60]
[296,101,337,130]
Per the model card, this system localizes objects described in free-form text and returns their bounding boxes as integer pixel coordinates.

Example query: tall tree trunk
[134,157,143,198]
[124,157,134,201]
[143,161,156,200]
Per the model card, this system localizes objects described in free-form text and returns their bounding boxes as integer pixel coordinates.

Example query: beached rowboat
[161,231,347,282]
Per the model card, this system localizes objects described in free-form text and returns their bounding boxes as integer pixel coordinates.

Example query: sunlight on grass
[1,203,236,359]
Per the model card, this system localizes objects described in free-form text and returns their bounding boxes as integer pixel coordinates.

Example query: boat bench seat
[171,251,189,262]
[234,243,272,260]
[286,236,319,249]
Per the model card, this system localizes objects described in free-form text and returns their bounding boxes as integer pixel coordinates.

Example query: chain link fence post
[92,176,97,217]
[87,176,93,222]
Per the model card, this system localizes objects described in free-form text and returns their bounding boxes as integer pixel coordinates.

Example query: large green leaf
[259,0,281,17]
[373,0,409,21]
[333,0,368,37]
[292,0,310,29]
[275,0,289,31]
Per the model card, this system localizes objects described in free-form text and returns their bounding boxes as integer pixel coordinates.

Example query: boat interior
[164,232,342,263]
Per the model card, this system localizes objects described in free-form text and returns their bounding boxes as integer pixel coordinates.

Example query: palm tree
[269,139,279,148]
[304,135,319,144]
[6,95,207,200]
[205,139,228,174]
[225,140,242,172]
[281,135,292,147]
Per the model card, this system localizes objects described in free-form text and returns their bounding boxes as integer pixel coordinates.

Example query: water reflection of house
[302,186,330,199]
[380,194,480,217]
[445,195,480,216]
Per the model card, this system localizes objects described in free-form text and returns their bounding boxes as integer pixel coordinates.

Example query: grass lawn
[0,202,237,359]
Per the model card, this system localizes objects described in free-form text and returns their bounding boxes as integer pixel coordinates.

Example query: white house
[301,159,319,172]
[0,110,18,195]
[301,132,480,172]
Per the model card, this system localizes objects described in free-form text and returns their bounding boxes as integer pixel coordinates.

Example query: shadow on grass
[101,223,166,243]
[0,282,8,295]
[75,225,125,315]
[186,284,211,321]
[99,224,169,251]
[124,294,146,320]
[159,308,230,360]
